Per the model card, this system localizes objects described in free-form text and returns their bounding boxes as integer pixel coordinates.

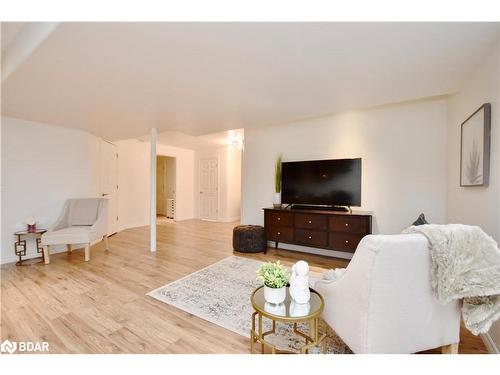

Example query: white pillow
[322,268,346,281]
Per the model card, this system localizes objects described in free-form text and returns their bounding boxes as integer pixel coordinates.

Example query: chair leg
[66,244,72,253]
[103,236,109,251]
[84,244,90,262]
[43,246,50,264]
[441,343,459,354]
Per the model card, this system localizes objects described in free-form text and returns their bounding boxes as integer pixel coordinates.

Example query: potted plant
[256,261,290,304]
[273,154,282,208]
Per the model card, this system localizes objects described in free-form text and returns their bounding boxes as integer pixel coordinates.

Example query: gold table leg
[298,317,326,354]
[249,309,325,354]
[259,313,264,353]
[250,311,257,354]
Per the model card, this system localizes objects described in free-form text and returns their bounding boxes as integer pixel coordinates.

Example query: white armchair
[41,198,109,264]
[311,234,461,354]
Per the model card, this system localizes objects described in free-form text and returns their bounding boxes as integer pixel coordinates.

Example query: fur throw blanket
[404,224,500,335]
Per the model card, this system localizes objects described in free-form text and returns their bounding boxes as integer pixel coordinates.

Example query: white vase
[264,285,286,304]
[273,192,281,208]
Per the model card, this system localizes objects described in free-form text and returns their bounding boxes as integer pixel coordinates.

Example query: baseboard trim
[218,216,240,223]
[481,332,499,354]
[1,245,67,265]
[267,241,353,260]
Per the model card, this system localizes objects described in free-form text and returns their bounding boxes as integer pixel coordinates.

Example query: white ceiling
[2,22,499,141]
[138,128,244,149]
[1,22,25,53]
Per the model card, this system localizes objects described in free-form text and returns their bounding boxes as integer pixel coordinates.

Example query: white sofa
[311,234,461,354]
[41,198,109,263]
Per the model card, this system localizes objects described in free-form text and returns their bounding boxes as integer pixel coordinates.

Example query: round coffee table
[250,285,326,354]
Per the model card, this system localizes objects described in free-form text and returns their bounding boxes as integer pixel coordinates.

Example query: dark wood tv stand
[263,207,372,254]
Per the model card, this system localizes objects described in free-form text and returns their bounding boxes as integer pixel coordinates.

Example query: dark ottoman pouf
[233,225,267,253]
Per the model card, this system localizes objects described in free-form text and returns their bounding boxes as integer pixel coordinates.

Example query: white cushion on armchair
[42,226,99,245]
[311,234,461,354]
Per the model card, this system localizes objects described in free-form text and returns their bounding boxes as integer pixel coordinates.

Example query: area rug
[147,255,352,353]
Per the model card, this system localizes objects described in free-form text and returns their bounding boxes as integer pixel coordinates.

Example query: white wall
[115,139,195,230]
[446,48,500,241]
[226,148,242,220]
[1,117,100,264]
[446,47,500,353]
[241,98,448,235]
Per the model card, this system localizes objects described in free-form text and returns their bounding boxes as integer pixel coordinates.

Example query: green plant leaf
[275,154,282,193]
[465,138,482,185]
[256,260,290,288]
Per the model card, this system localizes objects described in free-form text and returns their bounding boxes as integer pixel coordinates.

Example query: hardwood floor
[0,220,488,354]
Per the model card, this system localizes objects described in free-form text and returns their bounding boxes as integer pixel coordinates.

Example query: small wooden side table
[250,286,326,354]
[14,229,47,266]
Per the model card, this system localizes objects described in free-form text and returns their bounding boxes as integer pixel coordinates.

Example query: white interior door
[199,158,218,220]
[100,140,119,235]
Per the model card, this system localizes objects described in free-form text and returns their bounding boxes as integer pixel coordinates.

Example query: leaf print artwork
[465,138,482,185]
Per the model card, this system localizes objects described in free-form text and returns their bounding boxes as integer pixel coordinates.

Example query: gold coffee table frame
[250,286,326,354]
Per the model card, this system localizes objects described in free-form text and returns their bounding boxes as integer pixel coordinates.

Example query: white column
[150,128,157,252]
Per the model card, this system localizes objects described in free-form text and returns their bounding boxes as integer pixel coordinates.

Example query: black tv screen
[281,158,362,206]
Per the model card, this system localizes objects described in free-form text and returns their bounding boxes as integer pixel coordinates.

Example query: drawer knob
[345,223,349,227]
[308,236,312,239]
[308,220,312,224]
[345,240,349,244]
[277,232,281,235]
[277,217,281,221]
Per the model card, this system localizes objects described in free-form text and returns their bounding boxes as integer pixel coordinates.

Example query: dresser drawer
[329,232,365,253]
[295,229,327,247]
[266,211,293,227]
[266,226,294,243]
[294,213,327,230]
[329,215,370,234]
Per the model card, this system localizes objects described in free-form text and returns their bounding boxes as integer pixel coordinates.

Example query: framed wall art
[460,103,491,187]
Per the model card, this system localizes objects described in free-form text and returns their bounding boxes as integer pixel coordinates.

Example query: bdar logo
[1,340,17,354]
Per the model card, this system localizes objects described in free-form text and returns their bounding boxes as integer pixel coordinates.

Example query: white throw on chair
[311,234,461,354]
[41,198,109,264]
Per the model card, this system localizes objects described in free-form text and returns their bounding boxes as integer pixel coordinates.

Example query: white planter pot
[273,192,281,208]
[264,285,286,304]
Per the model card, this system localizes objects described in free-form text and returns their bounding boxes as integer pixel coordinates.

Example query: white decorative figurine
[289,260,311,304]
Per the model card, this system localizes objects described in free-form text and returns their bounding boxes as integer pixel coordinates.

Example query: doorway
[199,157,219,220]
[156,155,176,221]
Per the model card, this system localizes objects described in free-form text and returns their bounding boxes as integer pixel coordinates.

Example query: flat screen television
[281,158,362,207]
